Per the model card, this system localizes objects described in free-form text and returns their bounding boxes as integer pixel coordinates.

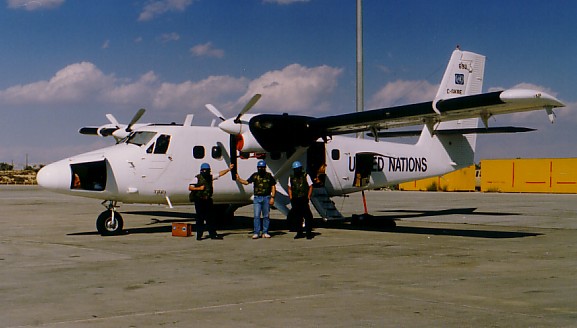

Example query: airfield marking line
[8,293,327,328]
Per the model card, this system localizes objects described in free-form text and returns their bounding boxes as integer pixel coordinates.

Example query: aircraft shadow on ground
[323,207,541,239]
[68,207,540,239]
[67,211,289,237]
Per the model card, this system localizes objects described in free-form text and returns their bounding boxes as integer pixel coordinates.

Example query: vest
[252,172,275,196]
[290,174,309,199]
[195,173,213,199]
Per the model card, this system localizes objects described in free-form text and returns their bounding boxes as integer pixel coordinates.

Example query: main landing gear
[96,200,124,236]
[350,190,396,228]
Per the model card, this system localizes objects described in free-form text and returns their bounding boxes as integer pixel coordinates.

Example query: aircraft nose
[37,161,71,190]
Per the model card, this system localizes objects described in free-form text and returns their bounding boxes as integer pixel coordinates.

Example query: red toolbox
[172,223,192,237]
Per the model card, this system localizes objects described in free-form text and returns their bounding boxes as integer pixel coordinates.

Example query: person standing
[188,163,233,240]
[236,160,276,239]
[288,161,314,239]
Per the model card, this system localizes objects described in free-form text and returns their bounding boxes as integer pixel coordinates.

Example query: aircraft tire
[96,210,124,236]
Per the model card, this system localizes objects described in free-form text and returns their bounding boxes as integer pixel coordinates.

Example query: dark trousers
[194,198,216,239]
[291,197,313,235]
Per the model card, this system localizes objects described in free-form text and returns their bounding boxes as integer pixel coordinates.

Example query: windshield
[125,131,157,146]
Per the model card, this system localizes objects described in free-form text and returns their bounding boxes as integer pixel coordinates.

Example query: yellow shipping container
[481,158,577,193]
[399,165,475,191]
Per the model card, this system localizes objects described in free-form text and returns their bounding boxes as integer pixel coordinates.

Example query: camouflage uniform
[191,173,216,240]
[247,171,276,236]
[289,173,313,239]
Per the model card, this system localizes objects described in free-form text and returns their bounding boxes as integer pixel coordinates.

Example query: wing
[248,88,564,152]
[367,126,536,138]
[311,89,564,136]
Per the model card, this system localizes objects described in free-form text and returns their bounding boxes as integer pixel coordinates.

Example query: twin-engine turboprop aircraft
[37,48,566,235]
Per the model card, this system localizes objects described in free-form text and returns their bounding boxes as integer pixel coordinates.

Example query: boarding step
[311,187,344,221]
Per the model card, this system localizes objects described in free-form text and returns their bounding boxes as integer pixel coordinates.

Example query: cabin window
[211,145,222,159]
[193,146,205,159]
[331,149,340,161]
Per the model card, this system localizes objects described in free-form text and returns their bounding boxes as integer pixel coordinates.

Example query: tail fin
[434,47,486,104]
[418,48,486,169]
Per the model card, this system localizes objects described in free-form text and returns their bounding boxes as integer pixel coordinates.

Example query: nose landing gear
[96,201,124,236]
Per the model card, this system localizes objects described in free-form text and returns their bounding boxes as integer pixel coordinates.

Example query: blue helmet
[200,163,211,170]
[292,161,302,169]
[257,160,266,168]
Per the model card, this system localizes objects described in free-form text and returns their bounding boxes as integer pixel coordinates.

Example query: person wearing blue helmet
[288,161,314,239]
[236,160,276,239]
[188,162,233,240]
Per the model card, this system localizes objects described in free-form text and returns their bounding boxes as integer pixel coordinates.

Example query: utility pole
[356,0,364,139]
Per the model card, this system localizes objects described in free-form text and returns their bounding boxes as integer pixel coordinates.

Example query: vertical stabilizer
[418,49,487,169]
[435,48,486,103]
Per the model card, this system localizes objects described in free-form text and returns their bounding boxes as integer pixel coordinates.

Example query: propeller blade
[106,114,120,127]
[230,134,237,180]
[234,94,262,123]
[126,108,146,132]
[205,104,226,121]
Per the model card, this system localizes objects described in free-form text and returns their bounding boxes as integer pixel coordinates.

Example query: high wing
[248,48,565,152]
[248,89,563,152]
[309,88,564,136]
[367,126,536,138]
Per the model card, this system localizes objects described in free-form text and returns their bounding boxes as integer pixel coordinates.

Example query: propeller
[205,94,262,180]
[79,108,147,142]
[126,108,146,133]
[205,104,226,122]
[234,94,261,123]
[111,108,146,140]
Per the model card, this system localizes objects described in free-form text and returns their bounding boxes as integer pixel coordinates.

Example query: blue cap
[292,161,302,169]
[257,160,266,167]
[200,163,211,170]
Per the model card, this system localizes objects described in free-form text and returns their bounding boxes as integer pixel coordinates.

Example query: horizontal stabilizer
[367,126,536,138]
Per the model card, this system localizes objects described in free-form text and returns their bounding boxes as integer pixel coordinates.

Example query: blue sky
[0,0,576,168]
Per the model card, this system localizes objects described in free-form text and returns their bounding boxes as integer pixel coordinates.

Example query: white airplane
[37,48,566,235]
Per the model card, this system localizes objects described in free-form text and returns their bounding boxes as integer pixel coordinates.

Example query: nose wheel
[96,201,124,235]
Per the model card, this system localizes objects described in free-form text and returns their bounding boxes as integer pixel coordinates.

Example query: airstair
[311,187,344,221]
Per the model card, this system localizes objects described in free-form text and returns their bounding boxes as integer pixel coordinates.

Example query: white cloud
[152,75,248,113]
[7,0,64,10]
[138,0,194,22]
[0,62,113,105]
[190,42,224,58]
[158,32,180,43]
[241,64,343,114]
[0,61,344,121]
[104,71,160,106]
[368,80,438,108]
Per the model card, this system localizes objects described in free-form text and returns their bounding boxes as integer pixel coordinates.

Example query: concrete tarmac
[1,185,576,327]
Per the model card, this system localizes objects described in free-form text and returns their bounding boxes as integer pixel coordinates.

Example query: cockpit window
[154,134,171,154]
[126,131,157,146]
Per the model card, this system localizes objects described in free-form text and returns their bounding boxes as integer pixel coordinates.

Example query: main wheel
[96,210,124,236]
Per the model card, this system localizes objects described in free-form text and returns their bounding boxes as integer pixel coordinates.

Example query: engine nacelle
[249,114,318,152]
[237,131,267,153]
